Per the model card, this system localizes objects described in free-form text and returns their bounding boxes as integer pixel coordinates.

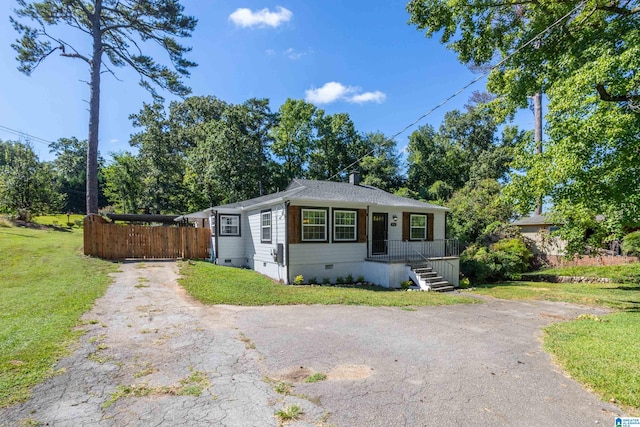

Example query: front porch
[365,239,459,262]
[364,239,460,288]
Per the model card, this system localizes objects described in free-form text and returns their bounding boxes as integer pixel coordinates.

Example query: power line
[327,1,586,182]
[0,124,55,146]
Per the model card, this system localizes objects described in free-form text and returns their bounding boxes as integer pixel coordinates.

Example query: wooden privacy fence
[84,214,210,260]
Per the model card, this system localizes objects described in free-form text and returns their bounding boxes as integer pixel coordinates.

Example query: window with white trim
[333,210,357,242]
[410,214,427,240]
[302,209,327,241]
[219,214,240,236]
[261,210,272,242]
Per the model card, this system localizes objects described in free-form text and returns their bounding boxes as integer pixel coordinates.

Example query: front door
[371,213,388,255]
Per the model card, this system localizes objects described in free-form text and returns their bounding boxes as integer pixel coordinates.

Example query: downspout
[284,200,290,285]
[211,210,219,264]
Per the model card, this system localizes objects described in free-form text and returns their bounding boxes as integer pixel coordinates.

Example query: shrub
[461,237,533,284]
[307,276,318,285]
[622,231,640,256]
[356,275,365,283]
[322,277,331,285]
[293,275,304,285]
[346,273,354,283]
[336,276,345,284]
[400,280,412,290]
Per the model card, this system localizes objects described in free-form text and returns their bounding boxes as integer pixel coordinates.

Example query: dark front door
[371,213,388,255]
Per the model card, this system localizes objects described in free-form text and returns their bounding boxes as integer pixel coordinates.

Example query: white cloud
[348,91,386,104]
[229,6,292,28]
[305,82,354,104]
[265,49,276,55]
[109,138,119,144]
[305,82,386,105]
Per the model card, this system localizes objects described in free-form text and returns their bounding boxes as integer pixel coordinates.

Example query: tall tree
[12,0,197,214]
[309,112,362,181]
[270,99,318,181]
[406,103,523,201]
[407,0,640,240]
[358,132,404,192]
[49,137,106,212]
[0,140,63,214]
[102,151,143,213]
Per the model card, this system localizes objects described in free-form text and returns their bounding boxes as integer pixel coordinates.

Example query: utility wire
[327,1,587,182]
[0,124,55,146]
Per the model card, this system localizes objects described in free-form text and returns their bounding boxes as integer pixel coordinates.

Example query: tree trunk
[86,1,103,214]
[533,92,543,216]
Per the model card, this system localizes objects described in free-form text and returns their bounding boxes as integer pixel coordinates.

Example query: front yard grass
[470,277,640,415]
[179,261,477,307]
[0,223,116,408]
[530,263,640,283]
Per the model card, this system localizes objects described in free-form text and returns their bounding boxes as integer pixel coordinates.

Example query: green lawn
[32,213,85,228]
[530,263,640,283]
[471,277,640,415]
[471,280,640,310]
[0,222,116,408]
[179,261,477,306]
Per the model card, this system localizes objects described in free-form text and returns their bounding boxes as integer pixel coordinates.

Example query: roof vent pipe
[349,172,361,186]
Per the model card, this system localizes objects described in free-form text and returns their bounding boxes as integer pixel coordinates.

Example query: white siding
[433,211,446,240]
[213,210,245,267]
[245,204,287,282]
[288,242,366,283]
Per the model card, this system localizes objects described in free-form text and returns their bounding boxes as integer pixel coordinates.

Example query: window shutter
[358,209,367,243]
[402,212,410,241]
[288,205,301,244]
[427,213,434,241]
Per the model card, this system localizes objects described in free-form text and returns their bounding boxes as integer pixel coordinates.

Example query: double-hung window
[410,214,427,240]
[301,209,327,241]
[261,210,272,243]
[333,210,357,242]
[219,214,240,236]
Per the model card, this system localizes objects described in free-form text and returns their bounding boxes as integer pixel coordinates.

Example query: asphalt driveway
[0,260,624,426]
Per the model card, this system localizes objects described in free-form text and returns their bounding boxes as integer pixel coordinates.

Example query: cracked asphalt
[0,260,625,426]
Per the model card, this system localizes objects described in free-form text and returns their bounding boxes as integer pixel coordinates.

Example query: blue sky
[0,1,534,163]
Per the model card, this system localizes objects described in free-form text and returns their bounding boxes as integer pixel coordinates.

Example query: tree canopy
[11,0,197,213]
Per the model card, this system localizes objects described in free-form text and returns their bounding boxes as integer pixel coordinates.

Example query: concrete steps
[408,263,454,292]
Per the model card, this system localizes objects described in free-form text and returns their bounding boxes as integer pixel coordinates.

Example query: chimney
[349,172,361,186]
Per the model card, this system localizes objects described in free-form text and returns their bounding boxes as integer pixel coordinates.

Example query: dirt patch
[326,364,372,380]
[273,366,314,383]
[540,312,570,321]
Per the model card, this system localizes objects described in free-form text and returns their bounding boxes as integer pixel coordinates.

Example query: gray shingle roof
[512,214,557,226]
[178,179,447,220]
[284,179,447,210]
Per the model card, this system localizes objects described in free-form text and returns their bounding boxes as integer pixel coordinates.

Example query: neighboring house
[513,214,566,257]
[177,175,459,289]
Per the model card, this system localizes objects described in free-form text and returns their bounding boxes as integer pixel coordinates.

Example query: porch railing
[367,239,459,262]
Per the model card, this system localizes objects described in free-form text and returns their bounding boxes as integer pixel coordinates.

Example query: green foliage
[356,275,365,283]
[622,231,640,256]
[346,273,354,284]
[276,405,303,422]
[0,225,116,407]
[11,0,197,213]
[400,280,412,290]
[307,276,318,285]
[322,277,331,285]
[358,132,404,192]
[462,238,532,284]
[406,101,526,202]
[304,372,327,383]
[293,275,305,285]
[179,262,478,307]
[0,140,64,215]
[336,276,345,284]
[102,152,143,213]
[446,179,513,246]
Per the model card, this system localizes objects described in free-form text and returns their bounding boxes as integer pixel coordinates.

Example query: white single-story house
[513,214,566,256]
[177,176,459,289]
